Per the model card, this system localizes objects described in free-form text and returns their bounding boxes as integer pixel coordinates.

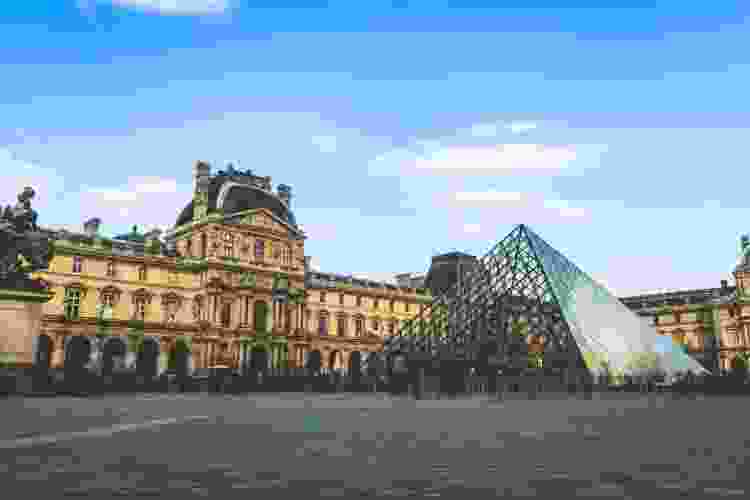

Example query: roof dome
[175,175,297,228]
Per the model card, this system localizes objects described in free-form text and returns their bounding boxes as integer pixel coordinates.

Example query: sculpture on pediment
[0,187,53,287]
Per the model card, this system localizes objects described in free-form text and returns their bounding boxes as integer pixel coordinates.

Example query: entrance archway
[348,351,362,376]
[34,334,53,371]
[137,337,160,378]
[329,350,342,371]
[306,349,322,374]
[250,346,268,371]
[102,337,127,376]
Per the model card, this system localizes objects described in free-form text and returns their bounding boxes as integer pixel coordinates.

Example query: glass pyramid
[386,224,707,378]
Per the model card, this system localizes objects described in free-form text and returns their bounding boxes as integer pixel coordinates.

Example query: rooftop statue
[738,234,750,267]
[0,187,53,287]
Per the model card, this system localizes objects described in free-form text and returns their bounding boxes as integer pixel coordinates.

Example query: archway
[102,337,127,376]
[168,338,191,377]
[329,350,342,371]
[250,346,269,371]
[64,336,92,387]
[34,334,53,371]
[137,337,160,378]
[306,349,322,374]
[348,351,362,377]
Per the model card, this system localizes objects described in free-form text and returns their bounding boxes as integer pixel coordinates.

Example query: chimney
[277,184,292,207]
[193,161,211,195]
[193,161,211,221]
[83,217,101,237]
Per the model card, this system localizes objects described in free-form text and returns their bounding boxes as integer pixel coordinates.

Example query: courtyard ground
[0,391,748,498]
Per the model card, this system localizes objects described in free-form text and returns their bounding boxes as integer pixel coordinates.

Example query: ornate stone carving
[0,187,53,289]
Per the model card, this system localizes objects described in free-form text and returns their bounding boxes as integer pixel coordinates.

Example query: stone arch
[254,300,269,333]
[168,337,192,377]
[102,336,127,376]
[329,350,342,370]
[33,334,54,371]
[306,349,322,374]
[348,350,362,376]
[137,337,160,378]
[64,335,92,372]
[250,345,269,371]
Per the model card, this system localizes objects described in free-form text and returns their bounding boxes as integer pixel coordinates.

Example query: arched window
[254,301,268,333]
[355,316,364,337]
[337,314,347,336]
[106,260,116,277]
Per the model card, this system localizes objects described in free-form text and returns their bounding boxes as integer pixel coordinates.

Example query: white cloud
[454,191,524,203]
[106,0,232,15]
[0,148,68,211]
[506,122,538,135]
[133,177,178,194]
[469,123,500,138]
[311,135,338,154]
[414,144,576,175]
[298,222,339,241]
[463,223,482,234]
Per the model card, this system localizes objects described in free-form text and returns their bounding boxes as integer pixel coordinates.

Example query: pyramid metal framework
[381,224,707,378]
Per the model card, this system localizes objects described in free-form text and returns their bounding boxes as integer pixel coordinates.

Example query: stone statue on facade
[0,187,53,288]
[738,234,750,267]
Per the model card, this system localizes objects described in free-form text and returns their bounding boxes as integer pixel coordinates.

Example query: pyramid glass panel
[381,224,707,379]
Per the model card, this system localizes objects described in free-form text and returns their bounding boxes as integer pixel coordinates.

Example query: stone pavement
[1,393,748,498]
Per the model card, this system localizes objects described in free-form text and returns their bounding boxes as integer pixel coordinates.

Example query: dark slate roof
[175,175,297,228]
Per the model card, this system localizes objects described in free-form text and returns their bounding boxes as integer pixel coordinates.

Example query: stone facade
[25,163,431,374]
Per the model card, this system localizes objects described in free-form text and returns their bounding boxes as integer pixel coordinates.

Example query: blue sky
[2,1,750,296]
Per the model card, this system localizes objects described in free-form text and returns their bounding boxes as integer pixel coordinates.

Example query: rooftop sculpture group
[0,187,53,288]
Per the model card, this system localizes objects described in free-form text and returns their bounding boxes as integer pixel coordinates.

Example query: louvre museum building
[11,161,750,375]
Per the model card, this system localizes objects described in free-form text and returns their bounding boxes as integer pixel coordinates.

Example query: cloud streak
[99,0,233,15]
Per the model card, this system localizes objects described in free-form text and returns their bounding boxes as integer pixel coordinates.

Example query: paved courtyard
[1,392,748,498]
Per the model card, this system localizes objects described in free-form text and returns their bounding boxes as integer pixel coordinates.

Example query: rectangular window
[186,239,192,257]
[244,297,250,325]
[106,261,115,277]
[355,317,363,337]
[319,315,328,336]
[405,302,410,313]
[374,299,379,309]
[255,239,264,259]
[320,292,326,303]
[356,296,362,307]
[72,256,82,273]
[135,299,146,320]
[339,293,345,305]
[64,288,81,320]
[390,300,395,312]
[225,246,232,258]
[337,316,346,336]
[138,266,147,281]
